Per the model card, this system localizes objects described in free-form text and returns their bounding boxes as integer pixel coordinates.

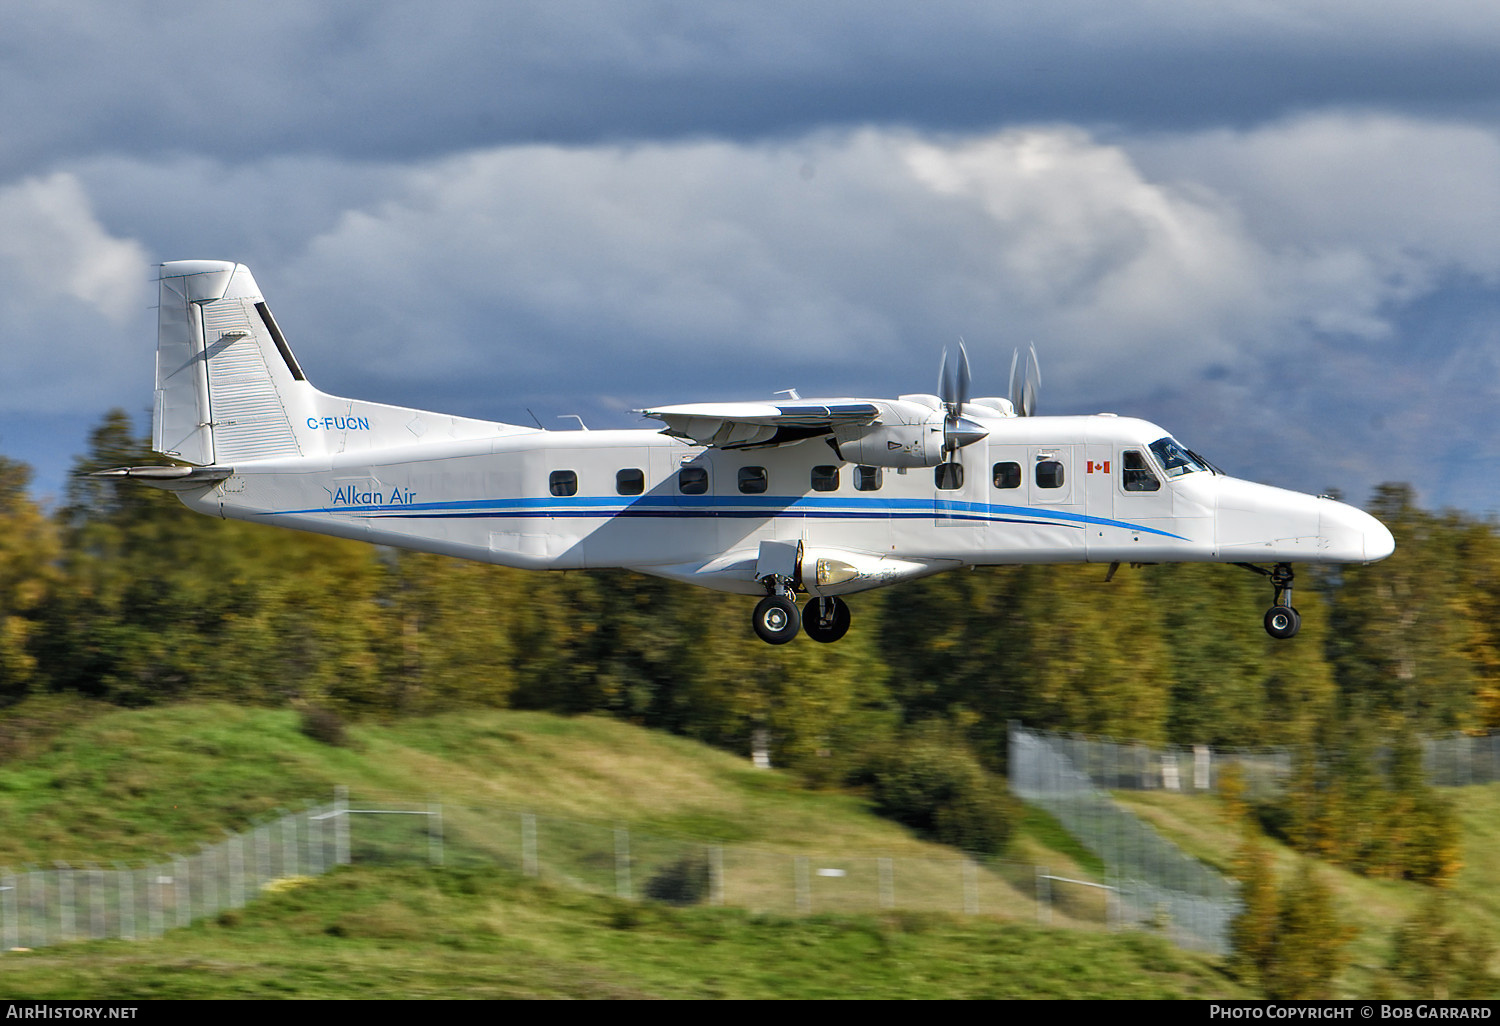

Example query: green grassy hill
[0,697,1242,999]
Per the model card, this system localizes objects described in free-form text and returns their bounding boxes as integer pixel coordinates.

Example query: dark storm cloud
[4,1,1500,178]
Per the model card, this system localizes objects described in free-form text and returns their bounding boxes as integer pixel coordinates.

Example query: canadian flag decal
[1088,460,1111,474]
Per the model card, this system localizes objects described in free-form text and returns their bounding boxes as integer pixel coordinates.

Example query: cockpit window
[1149,437,1210,478]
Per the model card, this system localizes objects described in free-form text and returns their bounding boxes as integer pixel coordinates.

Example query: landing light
[816,558,860,588]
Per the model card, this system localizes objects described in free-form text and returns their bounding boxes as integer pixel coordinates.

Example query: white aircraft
[102,260,1395,644]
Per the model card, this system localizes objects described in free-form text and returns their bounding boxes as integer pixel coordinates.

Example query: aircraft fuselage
[174,412,1393,599]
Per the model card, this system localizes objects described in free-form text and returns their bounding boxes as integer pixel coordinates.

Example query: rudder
[155,261,309,465]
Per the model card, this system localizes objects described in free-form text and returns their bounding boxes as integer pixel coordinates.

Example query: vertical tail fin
[155,261,309,465]
[155,260,523,466]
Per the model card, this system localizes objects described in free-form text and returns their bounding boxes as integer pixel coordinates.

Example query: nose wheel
[1264,604,1301,640]
[1237,562,1301,639]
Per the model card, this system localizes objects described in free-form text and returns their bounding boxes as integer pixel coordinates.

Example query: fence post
[56,863,75,943]
[709,846,724,907]
[283,812,297,879]
[336,787,350,866]
[1,868,14,950]
[146,866,159,940]
[256,823,269,894]
[116,863,134,942]
[89,865,105,939]
[230,835,245,909]
[429,802,444,867]
[308,808,323,877]
[200,846,217,920]
[614,827,632,900]
[174,855,189,929]
[522,813,538,877]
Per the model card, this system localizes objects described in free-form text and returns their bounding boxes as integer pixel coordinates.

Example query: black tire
[1264,604,1301,640]
[802,596,851,643]
[753,594,801,645]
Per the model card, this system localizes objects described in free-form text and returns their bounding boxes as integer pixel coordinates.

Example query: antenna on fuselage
[526,408,545,430]
[773,388,801,401]
[557,415,589,430]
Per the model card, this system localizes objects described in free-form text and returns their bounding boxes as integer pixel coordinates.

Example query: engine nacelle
[831,416,946,467]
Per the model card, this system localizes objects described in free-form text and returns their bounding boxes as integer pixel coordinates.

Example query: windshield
[1149,436,1211,478]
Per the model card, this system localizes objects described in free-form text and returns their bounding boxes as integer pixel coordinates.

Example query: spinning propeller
[938,340,989,460]
[1009,342,1041,418]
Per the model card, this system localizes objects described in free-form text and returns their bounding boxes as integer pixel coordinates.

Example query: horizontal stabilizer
[93,465,234,492]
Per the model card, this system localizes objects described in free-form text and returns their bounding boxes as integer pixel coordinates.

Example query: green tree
[0,456,59,706]
[1329,484,1478,732]
[1145,564,1336,748]
[1389,891,1498,999]
[1262,860,1352,999]
[37,410,393,712]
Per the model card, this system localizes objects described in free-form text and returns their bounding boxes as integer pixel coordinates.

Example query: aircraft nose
[1365,513,1396,562]
[1320,499,1395,563]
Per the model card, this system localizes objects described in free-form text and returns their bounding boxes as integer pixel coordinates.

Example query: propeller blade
[1008,348,1020,412]
[1010,343,1041,416]
[938,347,956,413]
[1023,343,1040,417]
[940,340,987,457]
[956,339,972,414]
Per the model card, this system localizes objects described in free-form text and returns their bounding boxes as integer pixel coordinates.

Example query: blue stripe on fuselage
[270,494,1187,540]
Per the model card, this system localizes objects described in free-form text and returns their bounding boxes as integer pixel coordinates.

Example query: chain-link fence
[359,796,1062,924]
[1008,725,1240,955]
[5,788,1129,951]
[1424,732,1500,786]
[2,797,351,949]
[1017,729,1500,797]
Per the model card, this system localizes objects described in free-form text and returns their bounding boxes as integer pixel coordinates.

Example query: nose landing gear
[1237,562,1300,639]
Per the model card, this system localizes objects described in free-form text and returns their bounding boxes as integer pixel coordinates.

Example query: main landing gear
[803,596,851,643]
[1236,562,1300,639]
[751,578,851,644]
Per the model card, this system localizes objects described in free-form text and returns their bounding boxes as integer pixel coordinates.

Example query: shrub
[298,705,347,746]
[866,721,1015,856]
[643,852,712,906]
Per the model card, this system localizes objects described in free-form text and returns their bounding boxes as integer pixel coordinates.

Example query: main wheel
[802,596,851,643]
[753,594,801,645]
[1264,605,1301,640]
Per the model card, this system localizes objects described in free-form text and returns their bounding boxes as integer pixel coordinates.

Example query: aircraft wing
[638,401,880,449]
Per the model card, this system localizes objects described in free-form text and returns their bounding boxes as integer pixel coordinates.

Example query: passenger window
[1036,460,1065,489]
[616,468,644,496]
[1122,451,1160,492]
[738,466,769,494]
[992,462,1021,489]
[549,470,578,497]
[678,466,708,495]
[935,463,963,490]
[854,465,882,491]
[811,465,840,492]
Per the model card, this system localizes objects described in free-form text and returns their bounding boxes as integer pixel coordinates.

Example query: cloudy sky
[3,1,1500,513]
